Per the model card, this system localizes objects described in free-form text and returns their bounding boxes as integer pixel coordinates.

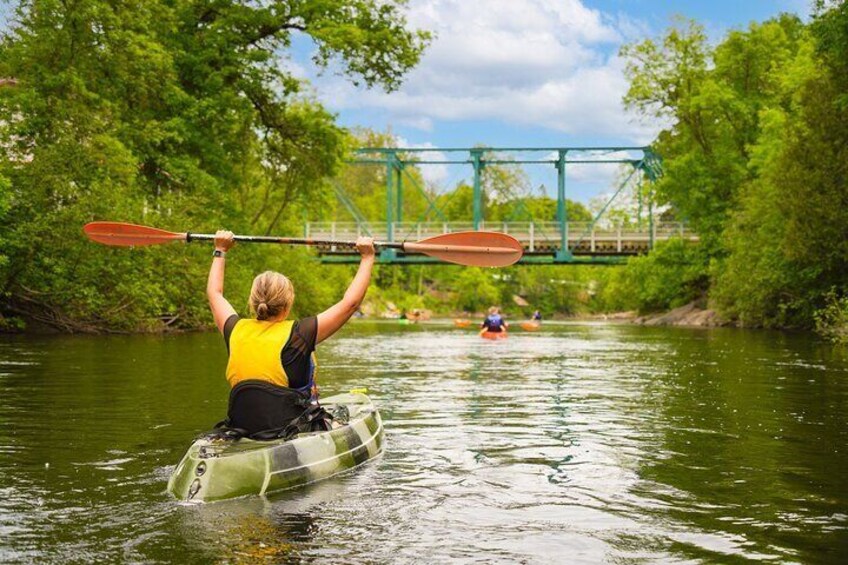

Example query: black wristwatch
[212,249,226,258]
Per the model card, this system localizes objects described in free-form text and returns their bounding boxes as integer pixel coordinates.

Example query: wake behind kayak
[168,392,384,503]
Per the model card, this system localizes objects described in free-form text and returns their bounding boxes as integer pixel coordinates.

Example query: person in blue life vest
[480,306,509,335]
[532,310,542,322]
[206,230,375,438]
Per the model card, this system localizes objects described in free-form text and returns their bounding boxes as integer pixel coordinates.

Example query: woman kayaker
[207,230,375,437]
[480,306,508,335]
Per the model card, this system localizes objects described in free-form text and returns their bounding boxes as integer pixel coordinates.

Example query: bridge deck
[305,221,697,262]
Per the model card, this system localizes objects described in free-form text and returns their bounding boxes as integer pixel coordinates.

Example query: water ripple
[0,326,845,562]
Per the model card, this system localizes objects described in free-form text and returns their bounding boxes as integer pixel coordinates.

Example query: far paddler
[480,306,508,336]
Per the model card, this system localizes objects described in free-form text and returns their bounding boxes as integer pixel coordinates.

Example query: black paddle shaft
[185,232,403,249]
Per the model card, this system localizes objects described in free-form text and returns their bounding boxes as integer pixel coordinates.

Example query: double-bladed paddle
[83,222,524,267]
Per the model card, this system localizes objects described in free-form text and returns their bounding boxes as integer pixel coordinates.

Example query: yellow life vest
[225,319,318,391]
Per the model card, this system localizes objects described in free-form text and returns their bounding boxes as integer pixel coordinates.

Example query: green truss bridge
[312,146,698,265]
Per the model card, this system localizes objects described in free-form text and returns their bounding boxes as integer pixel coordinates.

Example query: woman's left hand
[356,236,375,259]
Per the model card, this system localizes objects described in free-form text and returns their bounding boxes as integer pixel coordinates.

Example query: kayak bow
[481,331,508,340]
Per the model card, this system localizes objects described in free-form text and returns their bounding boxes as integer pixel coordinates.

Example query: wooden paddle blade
[403,231,524,267]
[83,222,186,246]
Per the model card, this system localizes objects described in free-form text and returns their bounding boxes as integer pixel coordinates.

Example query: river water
[0,322,846,563]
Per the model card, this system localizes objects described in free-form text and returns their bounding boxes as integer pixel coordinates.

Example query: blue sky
[0,1,811,202]
[289,0,811,201]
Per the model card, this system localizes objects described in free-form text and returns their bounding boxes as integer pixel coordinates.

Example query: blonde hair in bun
[249,271,294,321]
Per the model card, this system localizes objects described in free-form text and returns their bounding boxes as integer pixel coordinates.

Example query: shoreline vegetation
[0,2,846,344]
[0,300,735,335]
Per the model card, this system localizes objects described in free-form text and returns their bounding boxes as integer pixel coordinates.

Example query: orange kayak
[520,321,541,332]
[454,319,472,328]
[481,331,508,340]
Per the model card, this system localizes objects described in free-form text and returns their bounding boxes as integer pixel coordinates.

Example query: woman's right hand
[214,230,235,252]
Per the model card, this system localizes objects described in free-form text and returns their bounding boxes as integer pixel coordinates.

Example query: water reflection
[176,479,358,562]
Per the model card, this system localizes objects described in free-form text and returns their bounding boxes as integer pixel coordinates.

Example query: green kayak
[167,392,384,503]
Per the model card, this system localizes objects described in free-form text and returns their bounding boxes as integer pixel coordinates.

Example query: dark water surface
[0,322,846,563]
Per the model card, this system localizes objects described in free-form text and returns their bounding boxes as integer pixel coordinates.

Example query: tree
[617,12,848,327]
[714,4,848,328]
[622,16,804,253]
[0,0,430,331]
[452,268,500,312]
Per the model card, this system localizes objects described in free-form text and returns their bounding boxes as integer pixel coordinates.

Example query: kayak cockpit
[167,392,384,503]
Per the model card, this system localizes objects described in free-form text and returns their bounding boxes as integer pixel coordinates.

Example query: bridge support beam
[395,161,403,224]
[382,152,397,260]
[555,150,573,262]
[648,182,654,250]
[471,149,484,230]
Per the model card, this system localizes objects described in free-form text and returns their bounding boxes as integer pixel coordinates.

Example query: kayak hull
[167,392,384,503]
[453,319,472,328]
[481,331,508,340]
[520,321,541,332]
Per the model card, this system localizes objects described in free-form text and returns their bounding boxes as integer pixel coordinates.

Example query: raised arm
[206,230,237,334]
[316,237,375,344]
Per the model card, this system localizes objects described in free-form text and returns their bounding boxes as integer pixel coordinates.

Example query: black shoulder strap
[247,404,334,441]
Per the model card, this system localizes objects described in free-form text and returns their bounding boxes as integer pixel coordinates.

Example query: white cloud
[280,56,309,81]
[394,138,449,187]
[308,0,660,143]
[396,116,434,132]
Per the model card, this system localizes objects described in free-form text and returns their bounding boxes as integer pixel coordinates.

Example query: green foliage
[435,183,480,223]
[0,0,428,331]
[620,7,848,329]
[814,290,848,344]
[497,266,593,316]
[489,196,591,223]
[597,240,708,313]
[711,10,848,328]
[623,15,804,253]
[452,268,501,312]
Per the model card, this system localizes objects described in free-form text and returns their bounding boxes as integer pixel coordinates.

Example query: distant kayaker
[480,306,508,335]
[532,310,542,322]
[207,230,375,438]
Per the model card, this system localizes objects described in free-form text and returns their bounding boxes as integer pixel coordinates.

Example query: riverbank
[548,301,725,328]
[0,300,784,334]
[632,301,727,327]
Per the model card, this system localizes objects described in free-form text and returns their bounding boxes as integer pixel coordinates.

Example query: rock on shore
[633,302,727,327]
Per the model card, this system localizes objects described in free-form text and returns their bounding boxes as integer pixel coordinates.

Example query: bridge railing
[305,221,696,254]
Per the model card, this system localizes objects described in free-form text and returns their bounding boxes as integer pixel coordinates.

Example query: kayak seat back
[226,379,310,436]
